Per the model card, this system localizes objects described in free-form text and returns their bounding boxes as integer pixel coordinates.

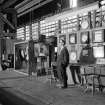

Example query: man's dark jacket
[57,47,69,81]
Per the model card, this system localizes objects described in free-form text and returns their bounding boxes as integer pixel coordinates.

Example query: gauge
[70,52,77,61]
[82,34,88,43]
[70,36,75,43]
[81,19,89,29]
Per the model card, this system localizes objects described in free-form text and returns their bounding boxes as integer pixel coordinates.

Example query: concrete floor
[0,70,105,105]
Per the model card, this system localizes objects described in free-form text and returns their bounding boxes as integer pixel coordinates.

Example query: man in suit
[57,39,69,89]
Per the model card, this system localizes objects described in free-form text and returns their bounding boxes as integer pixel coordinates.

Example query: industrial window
[32,22,38,40]
[61,16,77,34]
[40,20,58,37]
[25,25,30,40]
[17,27,25,40]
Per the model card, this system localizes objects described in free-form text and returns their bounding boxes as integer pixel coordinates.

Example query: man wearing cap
[57,38,69,89]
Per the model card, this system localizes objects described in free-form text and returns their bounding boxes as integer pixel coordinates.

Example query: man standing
[57,39,69,89]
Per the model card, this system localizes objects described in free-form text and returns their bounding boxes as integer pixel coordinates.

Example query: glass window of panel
[25,25,30,40]
[17,27,25,40]
[40,20,58,37]
[32,22,38,40]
